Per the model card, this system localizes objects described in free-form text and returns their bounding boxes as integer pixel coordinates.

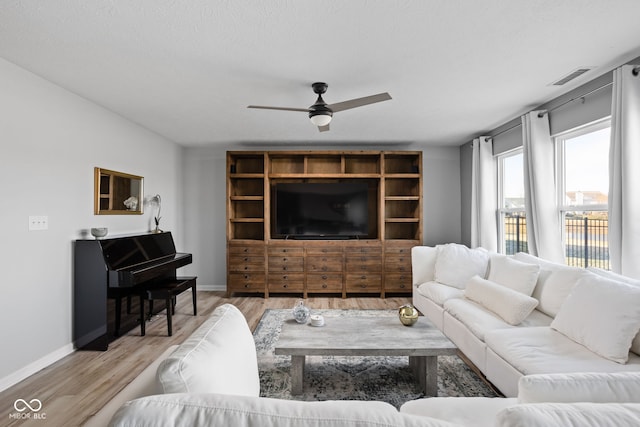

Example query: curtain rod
[488,80,612,139]
[488,65,638,140]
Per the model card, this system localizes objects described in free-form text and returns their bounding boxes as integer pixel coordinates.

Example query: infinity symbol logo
[14,399,42,412]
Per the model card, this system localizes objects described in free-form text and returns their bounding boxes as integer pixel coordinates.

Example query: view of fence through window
[503,213,610,269]
[500,121,611,270]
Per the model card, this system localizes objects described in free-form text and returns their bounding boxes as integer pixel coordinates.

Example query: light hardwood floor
[1,291,411,427]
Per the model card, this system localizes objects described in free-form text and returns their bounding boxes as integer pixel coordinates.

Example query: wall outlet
[29,215,48,231]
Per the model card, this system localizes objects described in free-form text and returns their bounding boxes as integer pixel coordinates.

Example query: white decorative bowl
[90,227,108,239]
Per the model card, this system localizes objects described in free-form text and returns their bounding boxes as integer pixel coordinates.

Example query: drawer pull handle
[360,284,367,288]
[322,275,327,280]
[322,284,327,288]
[283,275,288,280]
[283,258,288,262]
[244,257,248,262]
[244,274,249,279]
[361,275,366,280]
[283,284,288,288]
[400,284,405,288]
[244,284,250,288]
[283,266,288,271]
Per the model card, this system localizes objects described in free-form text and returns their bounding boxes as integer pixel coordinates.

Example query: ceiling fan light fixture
[309,112,332,127]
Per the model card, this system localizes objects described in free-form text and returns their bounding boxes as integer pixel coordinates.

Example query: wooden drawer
[268,273,304,291]
[228,245,265,255]
[384,255,411,273]
[345,246,382,254]
[305,256,343,272]
[384,245,414,255]
[384,273,412,293]
[268,256,304,272]
[228,256,265,272]
[306,246,344,255]
[345,256,382,272]
[306,273,343,292]
[228,272,265,292]
[346,274,382,292]
[267,246,304,255]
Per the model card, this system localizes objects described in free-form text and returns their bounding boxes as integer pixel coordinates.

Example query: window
[555,119,611,269]
[498,149,527,255]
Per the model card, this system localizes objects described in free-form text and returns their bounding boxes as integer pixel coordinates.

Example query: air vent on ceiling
[550,67,593,86]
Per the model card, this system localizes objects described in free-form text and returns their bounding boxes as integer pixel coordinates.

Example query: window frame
[497,147,526,254]
[553,117,611,268]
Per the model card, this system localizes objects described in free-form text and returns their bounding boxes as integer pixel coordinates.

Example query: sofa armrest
[518,372,640,404]
[411,246,438,286]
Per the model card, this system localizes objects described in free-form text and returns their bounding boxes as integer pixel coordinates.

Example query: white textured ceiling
[1,0,640,147]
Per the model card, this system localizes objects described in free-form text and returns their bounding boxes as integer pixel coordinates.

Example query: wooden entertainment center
[226,150,422,298]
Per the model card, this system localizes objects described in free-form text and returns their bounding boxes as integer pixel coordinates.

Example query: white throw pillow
[488,254,540,296]
[434,243,490,289]
[464,275,539,325]
[550,275,640,364]
[587,268,640,356]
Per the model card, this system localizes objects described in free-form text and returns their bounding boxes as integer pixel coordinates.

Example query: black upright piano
[74,231,193,350]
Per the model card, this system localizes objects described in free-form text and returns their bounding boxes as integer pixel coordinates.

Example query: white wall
[183,144,462,289]
[0,58,184,390]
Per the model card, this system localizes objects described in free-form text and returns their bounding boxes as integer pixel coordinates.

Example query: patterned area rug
[254,308,498,408]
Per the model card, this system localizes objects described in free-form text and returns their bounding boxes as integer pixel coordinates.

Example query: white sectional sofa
[89,301,640,426]
[412,243,640,397]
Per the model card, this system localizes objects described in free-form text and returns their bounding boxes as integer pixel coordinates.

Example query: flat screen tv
[273,182,369,239]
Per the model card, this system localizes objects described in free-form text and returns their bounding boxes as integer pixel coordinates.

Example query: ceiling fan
[247,82,392,132]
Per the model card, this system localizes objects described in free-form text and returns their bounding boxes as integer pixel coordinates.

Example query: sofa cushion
[411,245,439,285]
[488,254,540,295]
[496,403,640,427]
[550,275,640,364]
[434,243,489,289]
[109,393,460,427]
[513,252,590,318]
[587,267,640,355]
[156,304,260,396]
[518,372,640,404]
[400,396,517,427]
[464,276,538,325]
[444,299,551,342]
[484,327,640,376]
[416,281,464,307]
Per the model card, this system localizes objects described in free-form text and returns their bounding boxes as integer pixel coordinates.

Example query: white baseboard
[0,343,75,393]
[197,284,226,291]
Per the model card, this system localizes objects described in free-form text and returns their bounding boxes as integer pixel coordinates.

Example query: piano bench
[142,276,197,337]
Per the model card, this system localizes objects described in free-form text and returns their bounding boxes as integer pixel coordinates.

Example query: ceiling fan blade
[328,92,392,113]
[318,124,330,132]
[247,105,310,112]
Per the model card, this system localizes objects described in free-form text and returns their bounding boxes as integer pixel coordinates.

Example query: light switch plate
[29,215,48,231]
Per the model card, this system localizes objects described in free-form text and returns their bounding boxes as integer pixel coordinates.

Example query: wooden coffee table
[274,313,457,396]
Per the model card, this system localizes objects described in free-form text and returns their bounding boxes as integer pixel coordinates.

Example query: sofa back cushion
[518,372,640,404]
[434,243,489,289]
[496,403,640,427]
[513,252,590,318]
[109,393,460,427]
[156,303,260,396]
[411,245,438,285]
[487,254,540,296]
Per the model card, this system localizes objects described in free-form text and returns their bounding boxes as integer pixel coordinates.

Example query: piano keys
[73,231,194,350]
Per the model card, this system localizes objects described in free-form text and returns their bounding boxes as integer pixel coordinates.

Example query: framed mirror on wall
[94,167,144,215]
